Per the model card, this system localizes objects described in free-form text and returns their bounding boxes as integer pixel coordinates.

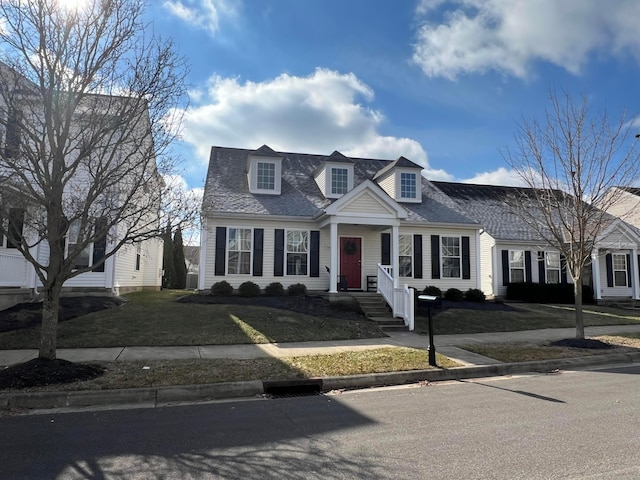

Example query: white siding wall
[341,192,394,215]
[34,240,109,288]
[598,251,633,298]
[480,233,495,297]
[314,169,327,196]
[377,173,395,200]
[203,217,481,293]
[494,244,543,298]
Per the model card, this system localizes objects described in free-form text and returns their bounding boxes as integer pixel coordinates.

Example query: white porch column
[392,225,399,288]
[197,219,208,291]
[329,222,338,293]
[632,248,639,299]
[591,251,601,300]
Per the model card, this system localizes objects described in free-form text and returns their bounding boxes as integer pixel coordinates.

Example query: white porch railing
[0,251,29,287]
[377,263,415,331]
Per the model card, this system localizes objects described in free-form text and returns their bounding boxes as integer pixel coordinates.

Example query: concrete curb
[2,352,640,412]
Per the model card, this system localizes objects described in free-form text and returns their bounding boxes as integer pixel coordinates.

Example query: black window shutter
[413,234,423,279]
[431,235,440,279]
[560,254,568,284]
[524,251,532,283]
[538,252,546,283]
[0,213,4,247]
[462,236,471,280]
[381,233,391,265]
[7,208,24,249]
[214,227,226,276]
[502,250,509,286]
[627,254,632,288]
[253,229,264,276]
[92,217,108,272]
[274,229,284,277]
[605,254,613,287]
[310,231,320,277]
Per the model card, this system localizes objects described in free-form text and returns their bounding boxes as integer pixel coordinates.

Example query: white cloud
[413,0,640,79]
[461,167,526,186]
[179,68,448,178]
[163,0,237,35]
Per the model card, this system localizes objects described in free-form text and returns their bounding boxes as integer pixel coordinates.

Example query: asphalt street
[2,364,640,479]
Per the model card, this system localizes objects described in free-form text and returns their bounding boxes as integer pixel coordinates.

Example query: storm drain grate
[263,379,323,398]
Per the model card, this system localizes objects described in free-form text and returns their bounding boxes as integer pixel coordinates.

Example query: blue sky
[147,0,640,191]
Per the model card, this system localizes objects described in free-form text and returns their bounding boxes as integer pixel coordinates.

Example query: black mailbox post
[418,295,440,367]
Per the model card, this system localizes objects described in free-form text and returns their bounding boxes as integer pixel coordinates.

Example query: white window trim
[398,234,413,277]
[545,251,560,284]
[399,172,417,199]
[509,249,526,283]
[285,229,310,277]
[248,157,282,194]
[613,253,628,287]
[256,161,276,191]
[226,226,253,276]
[135,243,142,271]
[66,221,94,270]
[441,235,462,279]
[395,169,421,203]
[325,164,354,198]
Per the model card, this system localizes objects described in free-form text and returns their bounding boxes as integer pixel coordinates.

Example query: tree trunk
[39,283,62,360]
[574,280,585,339]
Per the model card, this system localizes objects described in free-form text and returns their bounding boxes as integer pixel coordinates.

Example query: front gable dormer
[247,145,282,195]
[313,151,355,199]
[373,156,423,203]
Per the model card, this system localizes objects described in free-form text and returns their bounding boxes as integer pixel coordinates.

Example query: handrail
[376,264,415,331]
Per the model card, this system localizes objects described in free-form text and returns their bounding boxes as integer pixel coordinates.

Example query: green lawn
[414,303,640,335]
[0,290,386,349]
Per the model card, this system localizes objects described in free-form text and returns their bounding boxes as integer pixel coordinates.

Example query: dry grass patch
[461,338,639,363]
[0,347,460,393]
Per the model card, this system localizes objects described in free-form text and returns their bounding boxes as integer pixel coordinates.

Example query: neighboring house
[199,146,483,303]
[433,182,640,302]
[0,68,163,311]
[184,245,200,289]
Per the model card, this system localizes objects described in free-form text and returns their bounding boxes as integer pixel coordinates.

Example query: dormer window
[257,161,276,191]
[247,146,282,195]
[331,167,349,195]
[400,172,417,199]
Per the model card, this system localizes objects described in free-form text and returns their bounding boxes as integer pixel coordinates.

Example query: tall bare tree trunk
[574,280,585,339]
[39,282,62,360]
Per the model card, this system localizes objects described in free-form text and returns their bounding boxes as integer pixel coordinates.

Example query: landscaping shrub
[211,280,233,296]
[264,282,285,296]
[444,288,464,301]
[238,281,261,297]
[422,285,442,297]
[287,283,307,296]
[464,288,486,303]
[506,282,594,304]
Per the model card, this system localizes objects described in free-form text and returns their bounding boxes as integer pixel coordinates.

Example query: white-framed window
[613,254,628,287]
[67,220,93,269]
[256,161,276,191]
[135,243,142,271]
[509,250,525,283]
[545,252,560,284]
[399,234,412,277]
[227,227,252,275]
[400,172,417,199]
[286,230,308,275]
[442,236,461,278]
[331,167,349,195]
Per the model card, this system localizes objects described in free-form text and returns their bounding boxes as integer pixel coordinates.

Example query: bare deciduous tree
[0,0,188,359]
[503,91,640,338]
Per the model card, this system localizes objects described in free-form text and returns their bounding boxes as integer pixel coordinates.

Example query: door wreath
[343,240,357,255]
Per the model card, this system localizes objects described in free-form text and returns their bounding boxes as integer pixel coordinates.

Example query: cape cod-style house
[199,145,484,326]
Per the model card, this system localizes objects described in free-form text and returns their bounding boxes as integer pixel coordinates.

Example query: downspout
[198,218,208,291]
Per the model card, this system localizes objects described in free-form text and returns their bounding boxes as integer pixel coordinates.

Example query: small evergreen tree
[173,227,187,289]
[162,223,176,289]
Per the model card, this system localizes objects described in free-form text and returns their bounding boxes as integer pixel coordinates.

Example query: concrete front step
[368,316,409,331]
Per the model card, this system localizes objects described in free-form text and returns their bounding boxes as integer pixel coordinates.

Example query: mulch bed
[549,338,614,349]
[0,358,104,389]
[0,296,125,333]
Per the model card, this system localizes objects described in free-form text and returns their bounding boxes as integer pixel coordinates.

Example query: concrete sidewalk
[4,323,640,368]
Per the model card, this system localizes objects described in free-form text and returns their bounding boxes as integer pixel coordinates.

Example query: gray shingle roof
[203,146,478,226]
[432,181,561,241]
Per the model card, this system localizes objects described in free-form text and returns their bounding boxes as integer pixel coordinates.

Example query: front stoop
[351,293,409,331]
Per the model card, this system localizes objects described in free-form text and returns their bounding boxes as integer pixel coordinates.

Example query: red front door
[340,237,362,290]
